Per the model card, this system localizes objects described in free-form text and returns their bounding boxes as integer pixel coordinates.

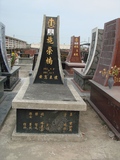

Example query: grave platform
[2,66,20,91]
[12,77,87,141]
[19,57,33,64]
[87,80,120,140]
[64,62,85,76]
[73,68,92,91]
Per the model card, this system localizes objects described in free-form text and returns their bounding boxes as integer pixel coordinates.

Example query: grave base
[12,127,83,142]
[2,66,20,91]
[19,57,33,64]
[64,62,85,76]
[73,68,93,91]
[0,76,7,100]
[15,64,32,77]
[12,77,87,141]
[87,80,120,140]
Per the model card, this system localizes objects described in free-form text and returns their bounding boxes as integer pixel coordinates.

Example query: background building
[5,36,27,49]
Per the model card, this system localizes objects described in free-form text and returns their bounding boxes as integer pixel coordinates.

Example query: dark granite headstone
[33,16,64,84]
[20,54,30,58]
[0,22,20,91]
[17,109,79,134]
[0,23,10,72]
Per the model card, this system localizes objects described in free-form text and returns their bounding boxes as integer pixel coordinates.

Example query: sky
[0,0,120,45]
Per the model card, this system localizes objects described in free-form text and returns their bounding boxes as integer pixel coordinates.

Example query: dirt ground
[0,78,120,160]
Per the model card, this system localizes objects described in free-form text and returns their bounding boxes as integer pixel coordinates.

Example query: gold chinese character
[23,123,27,129]
[40,122,44,125]
[44,68,48,70]
[46,46,53,55]
[74,45,78,48]
[40,126,44,132]
[35,112,38,116]
[46,57,53,65]
[75,37,78,42]
[29,123,32,129]
[40,122,44,131]
[49,75,53,79]
[46,123,49,131]
[63,127,67,131]
[74,53,78,56]
[63,123,67,127]
[69,122,73,125]
[35,123,38,130]
[70,112,73,116]
[47,36,54,44]
[40,112,44,117]
[76,49,78,52]
[64,112,67,117]
[69,126,73,132]
[43,71,48,74]
[39,75,42,79]
[29,112,32,118]
[48,18,55,28]
[44,75,47,79]
[54,75,58,80]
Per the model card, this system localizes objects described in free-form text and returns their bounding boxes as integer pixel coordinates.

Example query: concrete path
[0,77,120,160]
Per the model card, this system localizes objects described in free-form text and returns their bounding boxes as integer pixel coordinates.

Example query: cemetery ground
[0,77,120,160]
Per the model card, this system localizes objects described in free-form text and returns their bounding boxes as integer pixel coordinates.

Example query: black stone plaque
[33,16,64,84]
[0,23,10,72]
[20,54,30,58]
[16,109,79,134]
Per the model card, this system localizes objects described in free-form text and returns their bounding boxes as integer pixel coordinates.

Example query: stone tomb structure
[88,18,120,140]
[65,36,85,76]
[0,22,20,91]
[73,28,103,91]
[0,56,6,101]
[12,15,86,141]
[16,53,33,77]
[19,53,33,64]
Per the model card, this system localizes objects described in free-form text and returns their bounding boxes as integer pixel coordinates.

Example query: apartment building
[5,36,27,49]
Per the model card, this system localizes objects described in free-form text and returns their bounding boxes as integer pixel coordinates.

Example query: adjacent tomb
[64,36,85,76]
[0,59,6,101]
[0,22,20,91]
[19,53,33,64]
[16,53,33,77]
[73,28,103,91]
[88,18,120,140]
[12,15,86,141]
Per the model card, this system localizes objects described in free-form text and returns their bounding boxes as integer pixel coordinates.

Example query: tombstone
[73,28,103,91]
[20,53,30,58]
[12,15,86,141]
[88,18,120,140]
[19,53,33,65]
[64,36,85,76]
[0,22,20,91]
